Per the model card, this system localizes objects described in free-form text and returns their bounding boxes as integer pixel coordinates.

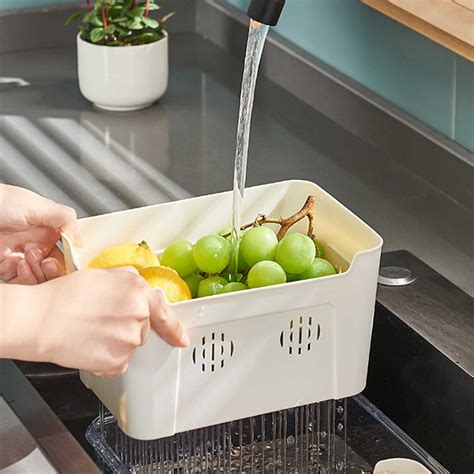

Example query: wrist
[0,284,51,362]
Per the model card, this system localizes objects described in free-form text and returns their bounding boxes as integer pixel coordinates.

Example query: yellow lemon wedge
[88,241,159,271]
[139,266,191,303]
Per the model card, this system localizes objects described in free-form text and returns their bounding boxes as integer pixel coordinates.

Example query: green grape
[275,232,316,274]
[184,273,206,298]
[229,239,250,272]
[220,282,248,293]
[237,243,250,272]
[297,258,337,280]
[160,240,197,278]
[314,239,324,258]
[240,227,278,267]
[193,234,230,274]
[198,276,228,297]
[247,261,286,289]
[219,228,250,272]
[286,273,299,282]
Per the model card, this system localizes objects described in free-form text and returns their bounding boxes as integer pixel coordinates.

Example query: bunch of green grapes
[160,226,337,299]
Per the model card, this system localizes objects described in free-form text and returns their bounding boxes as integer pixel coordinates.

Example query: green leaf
[110,15,127,22]
[79,24,90,41]
[108,6,123,17]
[90,27,106,43]
[115,24,131,36]
[91,16,104,27]
[127,6,144,18]
[145,3,160,11]
[117,21,132,32]
[67,1,168,45]
[135,31,159,44]
[104,24,116,34]
[84,12,104,27]
[142,17,159,28]
[65,11,84,26]
[126,17,144,30]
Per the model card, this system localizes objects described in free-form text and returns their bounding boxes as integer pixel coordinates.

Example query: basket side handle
[61,231,80,274]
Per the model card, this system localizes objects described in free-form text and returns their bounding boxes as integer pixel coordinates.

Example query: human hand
[0,185,79,284]
[26,267,189,376]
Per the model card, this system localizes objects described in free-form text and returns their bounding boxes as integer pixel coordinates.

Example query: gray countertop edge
[0,360,99,473]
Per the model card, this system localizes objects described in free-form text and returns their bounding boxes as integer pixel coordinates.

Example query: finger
[0,254,23,281]
[98,362,130,379]
[24,244,46,283]
[9,259,38,285]
[27,198,81,246]
[102,364,128,379]
[41,257,64,281]
[41,246,66,280]
[47,245,66,265]
[149,289,189,348]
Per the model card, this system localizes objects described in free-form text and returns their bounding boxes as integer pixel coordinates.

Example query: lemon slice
[140,266,192,303]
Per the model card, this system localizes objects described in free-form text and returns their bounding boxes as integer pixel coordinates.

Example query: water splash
[95,400,347,472]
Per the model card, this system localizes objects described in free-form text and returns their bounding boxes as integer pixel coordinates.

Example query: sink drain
[378,266,416,287]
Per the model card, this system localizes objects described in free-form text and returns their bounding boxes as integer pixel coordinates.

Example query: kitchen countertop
[0,32,472,296]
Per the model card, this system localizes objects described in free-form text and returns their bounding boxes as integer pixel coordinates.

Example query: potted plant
[67,0,173,111]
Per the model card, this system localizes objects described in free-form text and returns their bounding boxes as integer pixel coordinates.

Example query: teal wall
[228,0,473,152]
[0,0,77,9]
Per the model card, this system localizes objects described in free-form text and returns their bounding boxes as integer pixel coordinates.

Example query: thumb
[149,288,189,348]
[28,196,81,246]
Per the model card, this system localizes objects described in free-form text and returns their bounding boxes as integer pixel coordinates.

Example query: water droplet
[337,423,344,431]
[320,430,327,438]
[286,435,295,445]
[337,406,344,414]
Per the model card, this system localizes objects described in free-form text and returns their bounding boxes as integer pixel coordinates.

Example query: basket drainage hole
[280,317,321,355]
[193,333,235,372]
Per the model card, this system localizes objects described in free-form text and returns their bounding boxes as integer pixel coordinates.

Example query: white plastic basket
[62,180,383,440]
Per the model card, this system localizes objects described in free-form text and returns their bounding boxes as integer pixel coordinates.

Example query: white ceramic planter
[77,32,168,111]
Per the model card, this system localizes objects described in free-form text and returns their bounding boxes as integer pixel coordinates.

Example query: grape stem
[234,195,316,241]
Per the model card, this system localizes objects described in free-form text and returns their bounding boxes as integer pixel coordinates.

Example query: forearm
[0,284,47,361]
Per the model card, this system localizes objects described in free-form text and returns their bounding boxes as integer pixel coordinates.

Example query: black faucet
[247,0,286,26]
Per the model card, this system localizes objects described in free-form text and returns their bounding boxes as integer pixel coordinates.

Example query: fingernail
[179,334,190,348]
[126,266,139,275]
[42,259,58,278]
[26,245,42,263]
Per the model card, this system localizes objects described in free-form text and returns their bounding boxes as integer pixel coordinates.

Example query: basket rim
[62,179,384,306]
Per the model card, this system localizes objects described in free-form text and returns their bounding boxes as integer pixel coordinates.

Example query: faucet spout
[247,0,286,26]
